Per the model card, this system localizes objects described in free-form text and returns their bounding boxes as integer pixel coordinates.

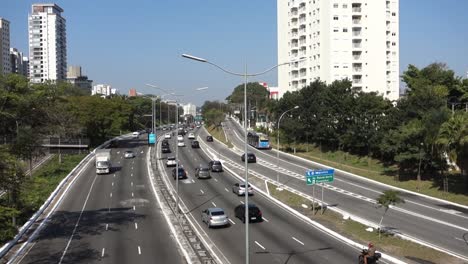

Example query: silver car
[201,208,230,228]
[232,182,253,196]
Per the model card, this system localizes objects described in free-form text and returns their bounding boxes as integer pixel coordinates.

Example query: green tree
[437,112,468,188]
[376,190,405,238]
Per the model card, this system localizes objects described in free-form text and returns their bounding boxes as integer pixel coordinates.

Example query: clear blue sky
[3,0,468,106]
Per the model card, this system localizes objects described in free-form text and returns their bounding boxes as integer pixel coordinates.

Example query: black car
[206,135,213,142]
[172,167,187,180]
[234,203,262,223]
[162,139,169,147]
[241,153,256,163]
[191,140,200,148]
[208,160,223,172]
[161,145,171,153]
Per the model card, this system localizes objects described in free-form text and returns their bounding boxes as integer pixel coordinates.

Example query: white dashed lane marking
[211,202,217,207]
[101,248,105,257]
[228,219,236,225]
[255,241,266,250]
[224,188,229,192]
[292,237,304,246]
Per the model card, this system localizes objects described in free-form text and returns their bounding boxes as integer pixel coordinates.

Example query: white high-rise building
[278,0,399,101]
[92,84,118,97]
[0,18,11,75]
[183,103,197,117]
[28,4,67,83]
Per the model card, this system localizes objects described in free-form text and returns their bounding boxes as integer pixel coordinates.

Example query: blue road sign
[149,133,156,144]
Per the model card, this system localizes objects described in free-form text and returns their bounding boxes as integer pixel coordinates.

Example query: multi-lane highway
[9,137,184,264]
[218,117,468,260]
[158,129,360,263]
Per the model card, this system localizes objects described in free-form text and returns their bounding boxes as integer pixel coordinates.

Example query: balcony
[291,32,298,38]
[291,42,299,48]
[352,78,362,84]
[299,27,306,34]
[352,19,361,25]
[352,7,362,13]
[352,42,362,49]
[353,55,362,60]
[352,30,362,37]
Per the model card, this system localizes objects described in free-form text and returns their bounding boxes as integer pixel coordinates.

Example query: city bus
[247,132,270,149]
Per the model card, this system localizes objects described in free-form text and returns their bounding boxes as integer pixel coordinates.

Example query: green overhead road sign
[306,176,314,185]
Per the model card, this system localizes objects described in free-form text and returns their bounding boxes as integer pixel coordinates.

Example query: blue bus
[247,132,270,149]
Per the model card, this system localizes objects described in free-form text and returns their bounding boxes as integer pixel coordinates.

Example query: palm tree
[376,190,405,239]
[437,113,468,188]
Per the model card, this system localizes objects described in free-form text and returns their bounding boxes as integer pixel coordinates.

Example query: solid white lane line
[292,237,304,246]
[135,222,138,230]
[138,246,141,255]
[211,202,217,207]
[101,248,105,257]
[455,237,465,242]
[262,217,269,222]
[214,178,218,182]
[105,224,108,231]
[228,219,236,225]
[200,189,204,194]
[133,205,136,211]
[255,241,266,251]
[132,192,134,197]
[59,173,99,264]
[224,188,229,192]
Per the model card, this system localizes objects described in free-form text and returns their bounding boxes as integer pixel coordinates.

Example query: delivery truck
[95,149,111,174]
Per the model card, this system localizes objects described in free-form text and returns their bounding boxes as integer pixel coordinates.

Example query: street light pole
[276,106,299,190]
[182,53,303,264]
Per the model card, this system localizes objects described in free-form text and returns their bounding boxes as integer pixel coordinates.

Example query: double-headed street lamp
[182,53,303,264]
[276,105,299,190]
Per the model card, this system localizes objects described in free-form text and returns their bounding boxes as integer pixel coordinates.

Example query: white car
[177,135,183,141]
[188,133,195,139]
[164,133,171,139]
[177,141,185,147]
[166,156,177,167]
[232,183,253,196]
[124,150,135,158]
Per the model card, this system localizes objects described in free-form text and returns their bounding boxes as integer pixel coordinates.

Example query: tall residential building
[0,18,11,75]
[10,48,29,76]
[66,65,93,93]
[278,0,399,101]
[28,4,67,83]
[183,103,197,117]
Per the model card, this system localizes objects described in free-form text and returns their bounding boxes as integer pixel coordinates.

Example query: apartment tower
[28,3,67,83]
[278,0,399,101]
[0,18,11,75]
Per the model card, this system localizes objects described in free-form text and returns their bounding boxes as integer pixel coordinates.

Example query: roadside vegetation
[216,63,468,202]
[206,125,233,148]
[267,182,464,264]
[0,154,85,244]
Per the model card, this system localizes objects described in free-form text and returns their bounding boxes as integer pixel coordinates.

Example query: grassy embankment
[270,138,468,206]
[0,154,86,244]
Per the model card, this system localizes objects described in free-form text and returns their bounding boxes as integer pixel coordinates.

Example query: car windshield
[213,161,221,165]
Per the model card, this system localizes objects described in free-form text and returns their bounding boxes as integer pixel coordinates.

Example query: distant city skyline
[2,0,468,106]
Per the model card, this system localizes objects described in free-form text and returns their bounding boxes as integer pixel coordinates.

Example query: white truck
[95,149,111,174]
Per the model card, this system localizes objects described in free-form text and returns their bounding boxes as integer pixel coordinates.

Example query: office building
[28,3,67,83]
[129,88,137,97]
[0,18,11,75]
[66,65,92,93]
[10,48,29,76]
[277,0,399,101]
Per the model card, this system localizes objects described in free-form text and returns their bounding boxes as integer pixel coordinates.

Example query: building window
[333,16,338,20]
[343,4,348,8]
[343,28,348,32]
[333,28,339,32]
[333,3,338,8]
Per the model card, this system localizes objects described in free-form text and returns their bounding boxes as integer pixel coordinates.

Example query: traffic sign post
[305,169,335,215]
